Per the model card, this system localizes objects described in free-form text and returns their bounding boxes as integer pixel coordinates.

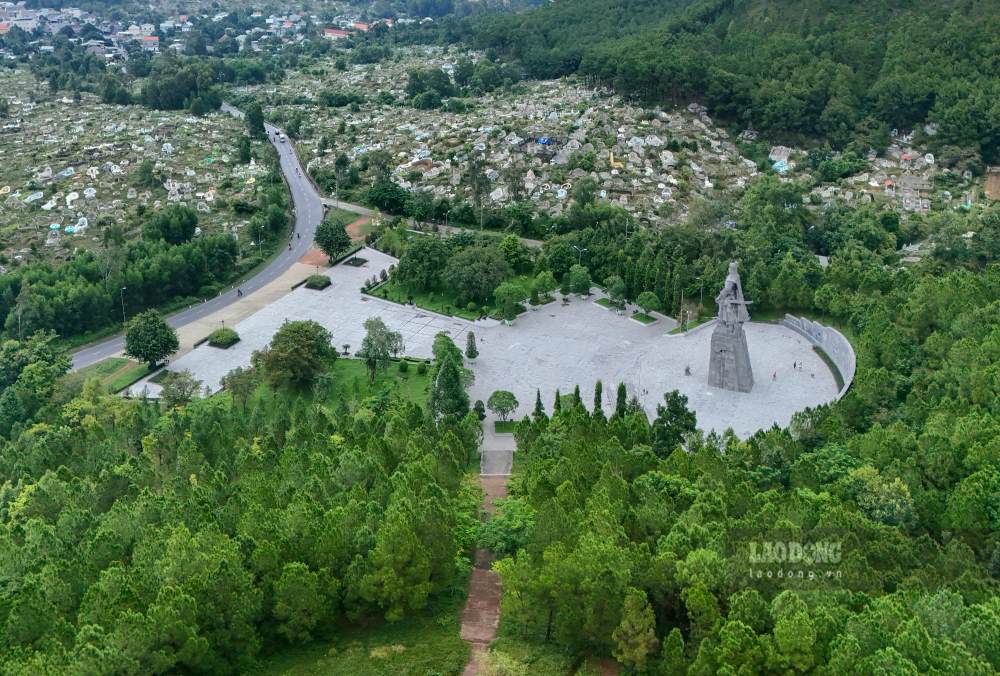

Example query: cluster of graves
[242,47,764,225]
[0,70,263,266]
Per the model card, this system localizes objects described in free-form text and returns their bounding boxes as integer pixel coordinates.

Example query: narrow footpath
[459,435,514,675]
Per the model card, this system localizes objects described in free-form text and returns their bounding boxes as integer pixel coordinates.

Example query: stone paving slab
[467,299,839,438]
[139,246,841,438]
[131,247,474,395]
[481,450,514,476]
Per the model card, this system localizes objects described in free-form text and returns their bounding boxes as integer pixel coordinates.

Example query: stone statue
[707,261,754,392]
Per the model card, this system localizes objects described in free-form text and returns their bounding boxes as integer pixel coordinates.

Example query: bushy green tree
[315,216,352,263]
[252,320,336,389]
[357,316,403,383]
[487,390,519,421]
[124,310,179,368]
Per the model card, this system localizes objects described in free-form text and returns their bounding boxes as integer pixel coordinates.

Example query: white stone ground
[131,247,840,439]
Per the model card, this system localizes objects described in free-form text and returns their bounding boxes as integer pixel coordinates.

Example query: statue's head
[728,261,739,277]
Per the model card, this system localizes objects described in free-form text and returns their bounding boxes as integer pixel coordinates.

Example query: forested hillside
[484,252,1000,671]
[0,340,483,672]
[468,0,1000,160]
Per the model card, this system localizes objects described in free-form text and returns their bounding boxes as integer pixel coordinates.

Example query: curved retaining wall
[780,314,856,398]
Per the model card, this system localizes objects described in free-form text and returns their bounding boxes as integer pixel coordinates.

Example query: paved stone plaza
[130,248,476,397]
[467,306,838,438]
[133,247,841,438]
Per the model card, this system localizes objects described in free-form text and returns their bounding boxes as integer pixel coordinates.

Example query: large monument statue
[708,261,754,392]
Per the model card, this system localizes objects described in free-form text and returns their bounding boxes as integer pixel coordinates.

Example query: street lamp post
[120,287,127,327]
[572,245,587,265]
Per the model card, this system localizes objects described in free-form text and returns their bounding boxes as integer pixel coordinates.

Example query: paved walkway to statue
[132,246,840,438]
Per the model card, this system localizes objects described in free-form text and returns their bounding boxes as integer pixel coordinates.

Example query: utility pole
[120,287,127,327]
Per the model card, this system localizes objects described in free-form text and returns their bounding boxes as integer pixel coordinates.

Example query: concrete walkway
[168,258,320,362]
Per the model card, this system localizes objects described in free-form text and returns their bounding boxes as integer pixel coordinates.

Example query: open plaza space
[131,246,841,439]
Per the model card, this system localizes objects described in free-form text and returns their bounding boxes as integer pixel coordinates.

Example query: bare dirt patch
[298,247,329,267]
[347,216,372,242]
[986,171,1000,201]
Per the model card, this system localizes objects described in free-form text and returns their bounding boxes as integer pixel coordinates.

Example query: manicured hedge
[305,275,332,290]
[207,327,241,348]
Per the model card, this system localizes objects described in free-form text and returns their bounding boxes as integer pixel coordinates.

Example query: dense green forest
[0,329,482,672]
[458,0,1000,161]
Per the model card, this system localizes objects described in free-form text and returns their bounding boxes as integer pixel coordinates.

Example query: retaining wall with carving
[781,314,856,397]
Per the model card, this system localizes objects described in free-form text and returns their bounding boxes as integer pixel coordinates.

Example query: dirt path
[347,215,371,242]
[459,467,509,675]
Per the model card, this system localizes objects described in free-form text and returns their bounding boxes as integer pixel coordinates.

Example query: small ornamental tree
[315,216,352,263]
[487,390,519,421]
[533,389,545,419]
[614,382,628,418]
[465,331,479,359]
[560,272,572,296]
[357,316,404,383]
[569,264,591,295]
[534,270,558,300]
[124,310,179,368]
[160,370,201,409]
[605,275,626,308]
[636,290,661,315]
[494,281,526,323]
[431,351,469,419]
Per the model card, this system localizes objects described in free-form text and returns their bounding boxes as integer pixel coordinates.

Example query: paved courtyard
[467,303,839,438]
[132,246,841,438]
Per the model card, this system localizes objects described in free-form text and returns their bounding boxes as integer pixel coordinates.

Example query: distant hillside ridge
[470,0,1000,162]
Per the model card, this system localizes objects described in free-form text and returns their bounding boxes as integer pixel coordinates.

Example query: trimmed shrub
[305,275,332,290]
[398,359,409,373]
[207,327,240,348]
[416,362,428,375]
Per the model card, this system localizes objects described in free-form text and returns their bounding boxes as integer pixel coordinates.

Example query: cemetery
[235,45,975,233]
[0,69,265,267]
[236,46,764,226]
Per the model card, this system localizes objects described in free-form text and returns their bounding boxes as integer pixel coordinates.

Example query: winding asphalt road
[71,103,363,371]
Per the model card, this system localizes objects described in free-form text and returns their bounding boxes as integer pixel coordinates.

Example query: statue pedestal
[708,323,754,393]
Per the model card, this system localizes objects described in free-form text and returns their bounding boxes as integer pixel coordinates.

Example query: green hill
[471,0,1000,161]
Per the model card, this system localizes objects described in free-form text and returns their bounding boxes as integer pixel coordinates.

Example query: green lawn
[631,311,656,324]
[594,297,613,309]
[368,279,482,320]
[66,357,153,393]
[368,275,537,322]
[494,420,517,434]
[252,596,469,676]
[324,206,361,229]
[327,358,431,405]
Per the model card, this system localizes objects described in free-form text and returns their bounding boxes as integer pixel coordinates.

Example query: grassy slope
[369,274,536,321]
[328,357,431,405]
[64,357,152,393]
[252,596,469,676]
